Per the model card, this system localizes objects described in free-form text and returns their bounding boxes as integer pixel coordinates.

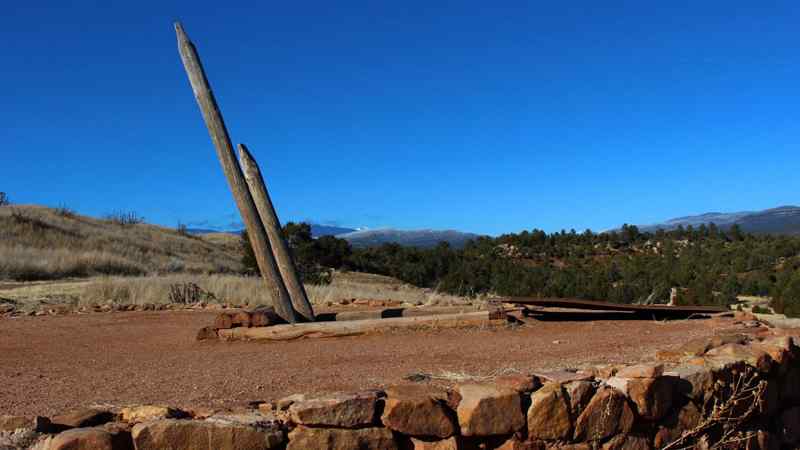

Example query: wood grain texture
[218,311,501,341]
[239,144,315,321]
[174,22,297,323]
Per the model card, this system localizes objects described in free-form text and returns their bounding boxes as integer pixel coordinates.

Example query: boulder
[573,387,633,442]
[527,383,571,441]
[606,376,674,421]
[47,427,133,450]
[381,385,457,438]
[783,367,800,403]
[121,405,185,423]
[51,408,116,429]
[289,390,380,428]
[532,370,593,385]
[132,418,284,450]
[456,384,525,436]
[287,426,397,450]
[495,437,545,450]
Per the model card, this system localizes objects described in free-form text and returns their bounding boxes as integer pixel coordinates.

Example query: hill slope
[0,205,242,280]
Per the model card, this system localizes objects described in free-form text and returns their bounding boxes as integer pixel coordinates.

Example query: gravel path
[0,310,725,416]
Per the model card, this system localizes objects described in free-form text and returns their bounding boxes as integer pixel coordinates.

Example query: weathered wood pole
[239,144,315,321]
[174,22,298,323]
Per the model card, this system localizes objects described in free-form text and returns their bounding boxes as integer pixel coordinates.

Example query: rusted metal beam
[499,297,727,317]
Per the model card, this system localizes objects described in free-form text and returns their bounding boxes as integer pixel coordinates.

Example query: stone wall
[2,331,800,449]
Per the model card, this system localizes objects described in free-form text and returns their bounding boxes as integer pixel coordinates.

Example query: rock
[653,401,702,448]
[601,434,650,450]
[456,384,525,436]
[616,363,664,378]
[381,385,457,438]
[410,436,459,450]
[779,407,800,445]
[0,415,51,432]
[132,418,285,450]
[532,370,593,384]
[573,387,634,442]
[196,326,218,341]
[665,364,714,401]
[287,426,397,450]
[495,437,545,450]
[48,427,133,450]
[782,367,800,403]
[273,394,306,411]
[495,374,542,393]
[121,405,185,423]
[563,380,596,417]
[606,376,674,421]
[289,390,380,428]
[705,343,773,373]
[527,383,571,441]
[51,407,116,429]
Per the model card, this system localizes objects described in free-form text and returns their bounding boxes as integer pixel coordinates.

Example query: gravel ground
[0,310,729,416]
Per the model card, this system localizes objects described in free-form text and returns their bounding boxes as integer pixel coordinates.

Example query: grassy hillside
[0,205,242,281]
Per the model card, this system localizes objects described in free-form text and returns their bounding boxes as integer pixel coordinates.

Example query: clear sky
[2,1,798,235]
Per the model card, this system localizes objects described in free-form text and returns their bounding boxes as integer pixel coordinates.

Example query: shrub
[104,211,144,226]
[0,192,9,206]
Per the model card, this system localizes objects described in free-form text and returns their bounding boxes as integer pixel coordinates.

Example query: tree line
[243,222,800,317]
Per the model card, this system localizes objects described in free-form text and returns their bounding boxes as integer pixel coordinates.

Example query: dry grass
[1,271,477,310]
[0,205,242,280]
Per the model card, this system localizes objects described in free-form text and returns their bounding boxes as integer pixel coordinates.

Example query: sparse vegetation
[0,192,9,206]
[104,210,145,226]
[0,205,241,281]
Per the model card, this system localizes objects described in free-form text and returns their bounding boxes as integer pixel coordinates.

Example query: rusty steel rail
[497,297,728,316]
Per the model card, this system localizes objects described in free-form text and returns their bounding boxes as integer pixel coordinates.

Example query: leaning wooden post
[174,22,298,323]
[239,144,315,321]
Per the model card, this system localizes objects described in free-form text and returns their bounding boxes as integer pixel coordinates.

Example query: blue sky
[2,1,798,235]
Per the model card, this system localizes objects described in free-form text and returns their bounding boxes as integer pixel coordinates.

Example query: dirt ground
[0,310,732,416]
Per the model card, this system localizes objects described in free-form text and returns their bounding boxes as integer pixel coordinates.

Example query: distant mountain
[310,224,357,237]
[338,228,480,248]
[637,206,800,235]
[187,224,356,238]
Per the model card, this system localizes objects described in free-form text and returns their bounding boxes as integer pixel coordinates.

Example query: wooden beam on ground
[174,23,297,323]
[239,144,315,322]
[217,310,505,341]
[316,305,480,322]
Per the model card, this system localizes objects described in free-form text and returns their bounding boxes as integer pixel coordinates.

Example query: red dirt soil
[0,310,733,416]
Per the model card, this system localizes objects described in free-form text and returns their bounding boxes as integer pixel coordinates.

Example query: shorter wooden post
[239,144,315,322]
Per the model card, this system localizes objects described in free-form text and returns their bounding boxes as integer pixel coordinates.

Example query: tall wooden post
[239,144,315,321]
[174,22,298,323]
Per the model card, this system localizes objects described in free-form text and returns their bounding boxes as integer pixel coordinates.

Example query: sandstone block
[573,387,633,442]
[51,408,116,429]
[495,374,542,393]
[287,425,397,450]
[600,434,649,450]
[121,405,184,423]
[48,427,132,450]
[289,390,380,428]
[456,384,524,436]
[563,380,596,417]
[410,436,460,450]
[607,376,674,421]
[381,385,456,438]
[616,363,664,379]
[132,418,284,450]
[0,415,51,432]
[527,383,571,441]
